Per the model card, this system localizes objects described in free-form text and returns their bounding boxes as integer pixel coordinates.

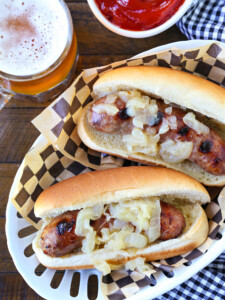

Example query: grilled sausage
[158,103,225,176]
[40,201,186,257]
[159,201,185,241]
[40,210,83,257]
[88,97,225,175]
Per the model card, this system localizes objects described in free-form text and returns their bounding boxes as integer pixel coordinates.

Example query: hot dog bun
[33,167,210,273]
[93,66,225,124]
[77,66,225,186]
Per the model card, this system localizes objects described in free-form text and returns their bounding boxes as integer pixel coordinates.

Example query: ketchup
[95,0,185,31]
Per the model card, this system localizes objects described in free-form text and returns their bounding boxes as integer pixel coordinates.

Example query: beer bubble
[0,0,69,76]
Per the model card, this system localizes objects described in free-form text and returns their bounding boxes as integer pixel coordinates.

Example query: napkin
[177,0,225,42]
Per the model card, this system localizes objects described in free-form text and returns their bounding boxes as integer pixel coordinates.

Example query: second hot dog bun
[33,167,210,274]
[77,66,225,186]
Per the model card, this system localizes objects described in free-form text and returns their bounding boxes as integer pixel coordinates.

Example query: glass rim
[0,0,74,82]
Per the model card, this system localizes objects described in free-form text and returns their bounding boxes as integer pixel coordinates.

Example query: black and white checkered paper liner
[177,0,225,42]
[10,42,225,298]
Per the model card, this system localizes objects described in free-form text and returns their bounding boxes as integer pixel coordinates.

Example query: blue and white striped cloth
[177,0,225,42]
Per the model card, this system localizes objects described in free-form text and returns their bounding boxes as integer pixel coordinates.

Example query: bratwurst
[33,166,210,274]
[40,201,185,257]
[88,96,225,176]
[40,210,83,257]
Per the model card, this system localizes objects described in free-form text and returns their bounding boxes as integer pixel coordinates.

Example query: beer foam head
[0,0,70,76]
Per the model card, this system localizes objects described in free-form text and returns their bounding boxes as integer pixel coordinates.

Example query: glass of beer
[0,0,78,109]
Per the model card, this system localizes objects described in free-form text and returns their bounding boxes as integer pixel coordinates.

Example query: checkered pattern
[177,0,225,42]
[12,139,94,229]
[102,269,157,299]
[10,43,225,298]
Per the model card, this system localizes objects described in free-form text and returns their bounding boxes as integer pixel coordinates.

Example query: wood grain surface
[0,0,186,299]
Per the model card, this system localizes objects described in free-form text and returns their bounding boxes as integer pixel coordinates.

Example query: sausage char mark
[178,125,189,137]
[88,96,225,175]
[118,108,130,120]
[199,140,212,154]
[152,111,164,126]
[56,220,75,235]
[40,201,186,257]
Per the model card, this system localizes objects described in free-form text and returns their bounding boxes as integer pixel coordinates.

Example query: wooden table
[0,0,186,299]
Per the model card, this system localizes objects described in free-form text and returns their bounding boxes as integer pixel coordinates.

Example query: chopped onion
[105,231,128,250]
[132,108,157,128]
[136,263,153,273]
[148,115,157,126]
[159,118,169,134]
[122,129,147,149]
[135,134,159,155]
[165,107,172,115]
[133,117,144,129]
[126,105,136,117]
[92,104,119,116]
[145,126,157,136]
[91,258,112,275]
[147,99,158,116]
[143,95,150,101]
[123,129,159,155]
[167,115,177,130]
[159,139,193,163]
[132,128,145,138]
[81,231,96,253]
[92,205,105,217]
[125,258,153,273]
[76,197,163,255]
[125,257,146,271]
[96,228,111,243]
[164,99,170,105]
[125,233,148,248]
[75,205,104,253]
[183,112,209,135]
[117,91,130,102]
[124,94,158,125]
[113,219,134,231]
[106,93,118,104]
[126,97,148,109]
[146,198,161,242]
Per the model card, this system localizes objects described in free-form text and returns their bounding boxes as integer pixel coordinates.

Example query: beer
[0,0,77,102]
